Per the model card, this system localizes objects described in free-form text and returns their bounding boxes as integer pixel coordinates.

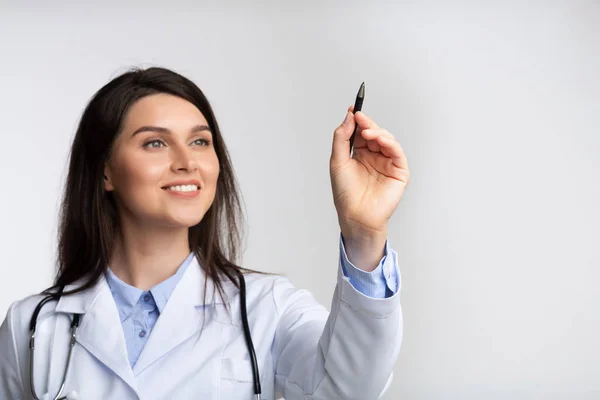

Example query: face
[104,93,220,229]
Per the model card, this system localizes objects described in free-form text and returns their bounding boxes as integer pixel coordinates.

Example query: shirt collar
[150,251,195,313]
[105,252,196,319]
[104,267,143,321]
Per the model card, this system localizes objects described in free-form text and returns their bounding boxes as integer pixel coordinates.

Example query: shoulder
[240,271,284,292]
[2,292,56,339]
[240,271,295,299]
[0,292,57,392]
[1,292,61,353]
[240,271,326,317]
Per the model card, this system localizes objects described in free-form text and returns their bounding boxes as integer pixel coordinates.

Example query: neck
[109,220,192,291]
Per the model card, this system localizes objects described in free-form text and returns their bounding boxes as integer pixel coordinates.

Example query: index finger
[353,110,380,130]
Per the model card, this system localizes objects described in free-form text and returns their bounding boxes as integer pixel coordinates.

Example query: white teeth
[166,185,198,192]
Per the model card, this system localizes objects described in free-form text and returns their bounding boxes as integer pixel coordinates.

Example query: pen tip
[358,82,365,97]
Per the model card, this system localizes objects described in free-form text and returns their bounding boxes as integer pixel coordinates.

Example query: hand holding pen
[329,83,411,272]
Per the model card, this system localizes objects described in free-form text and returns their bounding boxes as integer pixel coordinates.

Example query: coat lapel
[132,257,238,375]
[53,256,240,391]
[55,275,138,394]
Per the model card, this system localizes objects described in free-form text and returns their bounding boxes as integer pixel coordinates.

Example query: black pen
[349,82,365,155]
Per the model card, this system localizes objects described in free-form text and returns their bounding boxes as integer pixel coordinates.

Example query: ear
[104,167,115,192]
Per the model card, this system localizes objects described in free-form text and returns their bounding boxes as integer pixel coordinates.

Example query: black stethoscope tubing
[29,273,261,400]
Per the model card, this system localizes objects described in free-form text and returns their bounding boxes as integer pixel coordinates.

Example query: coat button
[139,330,147,338]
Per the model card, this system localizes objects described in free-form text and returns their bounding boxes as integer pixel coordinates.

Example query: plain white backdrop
[1,1,599,398]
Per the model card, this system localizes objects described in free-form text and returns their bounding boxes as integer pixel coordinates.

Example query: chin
[146,211,203,229]
[165,216,204,229]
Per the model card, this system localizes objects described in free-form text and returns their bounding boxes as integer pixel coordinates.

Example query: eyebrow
[131,124,212,136]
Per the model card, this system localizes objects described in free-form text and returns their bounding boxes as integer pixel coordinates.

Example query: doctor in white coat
[0,67,410,400]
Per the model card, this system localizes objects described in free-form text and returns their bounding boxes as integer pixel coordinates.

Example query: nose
[170,144,198,172]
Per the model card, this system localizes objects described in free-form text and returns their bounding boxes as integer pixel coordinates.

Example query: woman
[0,67,409,399]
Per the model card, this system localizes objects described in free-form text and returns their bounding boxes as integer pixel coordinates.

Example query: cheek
[202,155,220,186]
[113,156,164,194]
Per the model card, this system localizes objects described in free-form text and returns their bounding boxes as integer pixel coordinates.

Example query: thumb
[331,110,355,166]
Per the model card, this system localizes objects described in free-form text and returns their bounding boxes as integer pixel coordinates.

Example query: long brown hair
[44,66,261,306]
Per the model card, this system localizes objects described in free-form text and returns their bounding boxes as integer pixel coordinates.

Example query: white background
[1,1,599,398]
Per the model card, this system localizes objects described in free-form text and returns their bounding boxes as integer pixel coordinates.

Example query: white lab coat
[0,256,402,399]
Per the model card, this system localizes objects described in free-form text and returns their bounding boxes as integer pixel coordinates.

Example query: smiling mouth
[162,184,200,192]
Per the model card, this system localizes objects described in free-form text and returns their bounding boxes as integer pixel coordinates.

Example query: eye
[192,138,211,146]
[143,139,166,149]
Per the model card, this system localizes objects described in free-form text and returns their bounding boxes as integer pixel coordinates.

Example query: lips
[161,179,201,190]
[162,184,201,198]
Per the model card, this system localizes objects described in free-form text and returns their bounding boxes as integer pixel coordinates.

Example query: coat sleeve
[271,255,403,400]
[0,302,26,399]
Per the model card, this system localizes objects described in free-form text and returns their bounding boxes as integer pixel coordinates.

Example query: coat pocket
[220,357,255,382]
[219,357,269,399]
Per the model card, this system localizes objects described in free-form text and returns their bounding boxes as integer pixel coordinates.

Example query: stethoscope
[29,270,261,400]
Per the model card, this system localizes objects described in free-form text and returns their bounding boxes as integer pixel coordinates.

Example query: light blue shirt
[105,234,399,367]
[339,232,399,298]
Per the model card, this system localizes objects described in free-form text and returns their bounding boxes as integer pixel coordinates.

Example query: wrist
[341,228,387,272]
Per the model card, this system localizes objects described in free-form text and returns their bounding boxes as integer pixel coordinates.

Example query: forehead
[122,93,209,132]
